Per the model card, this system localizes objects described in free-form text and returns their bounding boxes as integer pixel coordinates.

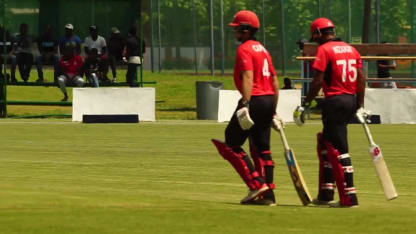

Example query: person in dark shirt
[376,50,397,88]
[83,48,109,87]
[107,27,125,82]
[36,25,59,82]
[123,26,145,87]
[0,26,15,82]
[281,77,294,89]
[12,23,36,82]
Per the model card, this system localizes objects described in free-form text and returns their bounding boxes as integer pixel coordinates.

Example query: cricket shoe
[329,201,359,208]
[240,184,269,204]
[244,198,276,206]
[312,198,337,206]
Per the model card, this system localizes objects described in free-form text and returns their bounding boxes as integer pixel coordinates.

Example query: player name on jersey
[252,44,268,53]
[332,46,353,54]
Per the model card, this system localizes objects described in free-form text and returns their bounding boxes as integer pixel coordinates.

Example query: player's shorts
[321,94,356,154]
[225,95,275,152]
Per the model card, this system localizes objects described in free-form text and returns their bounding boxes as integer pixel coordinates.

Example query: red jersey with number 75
[234,40,276,96]
[312,40,362,98]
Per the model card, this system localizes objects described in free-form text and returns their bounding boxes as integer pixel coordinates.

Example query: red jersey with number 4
[59,55,83,76]
[234,40,276,96]
[312,40,362,98]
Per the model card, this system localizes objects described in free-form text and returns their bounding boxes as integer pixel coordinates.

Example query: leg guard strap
[321,183,335,190]
[264,160,274,166]
[343,166,354,173]
[345,187,357,195]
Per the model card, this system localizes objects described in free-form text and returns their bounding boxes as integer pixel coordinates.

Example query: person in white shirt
[84,25,109,80]
[84,25,107,56]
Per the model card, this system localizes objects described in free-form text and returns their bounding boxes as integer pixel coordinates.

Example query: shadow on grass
[224,202,306,208]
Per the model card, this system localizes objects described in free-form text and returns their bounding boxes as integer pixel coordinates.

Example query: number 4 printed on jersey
[336,59,357,82]
[263,59,271,77]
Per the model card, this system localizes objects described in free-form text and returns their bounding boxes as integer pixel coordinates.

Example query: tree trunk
[362,0,371,43]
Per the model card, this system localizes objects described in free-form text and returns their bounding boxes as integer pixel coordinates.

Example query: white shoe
[240,185,269,204]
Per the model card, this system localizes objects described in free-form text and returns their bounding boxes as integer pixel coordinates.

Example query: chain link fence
[1,0,416,77]
[144,0,416,78]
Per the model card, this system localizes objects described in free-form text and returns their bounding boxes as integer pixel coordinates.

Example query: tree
[362,0,371,43]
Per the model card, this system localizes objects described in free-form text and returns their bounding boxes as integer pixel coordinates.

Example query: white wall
[365,88,416,124]
[217,89,301,122]
[72,88,155,122]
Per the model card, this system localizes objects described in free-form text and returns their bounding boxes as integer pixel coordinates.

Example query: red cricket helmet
[310,17,335,34]
[229,10,260,29]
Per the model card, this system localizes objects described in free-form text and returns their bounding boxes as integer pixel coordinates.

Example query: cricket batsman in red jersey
[295,17,366,207]
[212,10,282,206]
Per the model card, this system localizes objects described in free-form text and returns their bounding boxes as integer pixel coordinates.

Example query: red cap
[310,17,334,33]
[229,10,259,29]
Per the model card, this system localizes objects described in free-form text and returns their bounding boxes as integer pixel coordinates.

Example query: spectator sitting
[57,45,84,101]
[0,25,15,82]
[282,77,294,89]
[83,48,110,87]
[123,26,145,87]
[12,23,36,82]
[84,25,107,57]
[35,25,59,83]
[107,27,125,82]
[58,23,81,55]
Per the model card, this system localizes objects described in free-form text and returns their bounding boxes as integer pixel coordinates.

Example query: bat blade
[284,149,312,205]
[369,144,398,200]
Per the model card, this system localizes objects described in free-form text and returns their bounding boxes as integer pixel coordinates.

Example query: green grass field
[0,120,415,234]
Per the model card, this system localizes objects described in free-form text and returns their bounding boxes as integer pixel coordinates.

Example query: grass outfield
[0,120,415,233]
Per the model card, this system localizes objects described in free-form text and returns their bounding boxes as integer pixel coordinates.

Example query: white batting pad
[72,88,155,122]
[217,89,301,122]
[365,88,416,124]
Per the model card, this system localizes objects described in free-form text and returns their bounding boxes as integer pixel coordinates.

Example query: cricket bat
[358,114,398,200]
[277,127,312,206]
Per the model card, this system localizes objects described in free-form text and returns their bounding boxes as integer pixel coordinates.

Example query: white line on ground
[0,120,322,125]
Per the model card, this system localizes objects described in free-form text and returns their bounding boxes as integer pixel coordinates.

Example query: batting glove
[293,101,314,127]
[272,114,284,132]
[236,107,254,130]
[356,107,372,124]
[293,106,307,126]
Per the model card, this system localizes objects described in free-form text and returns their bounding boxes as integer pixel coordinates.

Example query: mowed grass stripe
[0,121,415,233]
